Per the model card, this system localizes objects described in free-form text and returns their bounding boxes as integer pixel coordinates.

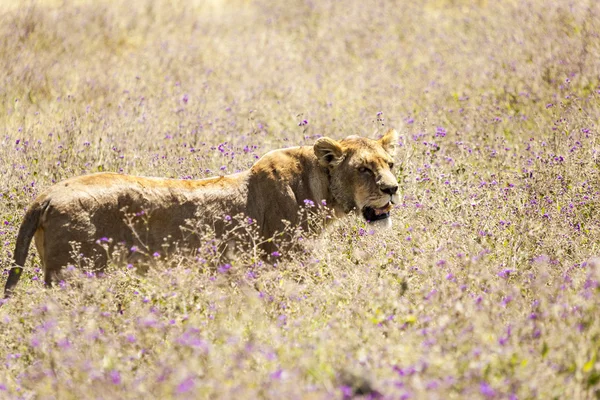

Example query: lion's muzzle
[362,202,393,222]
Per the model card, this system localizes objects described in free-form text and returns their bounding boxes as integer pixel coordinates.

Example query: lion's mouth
[362,203,393,222]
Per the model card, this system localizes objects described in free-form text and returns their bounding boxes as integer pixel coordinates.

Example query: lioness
[4,129,399,296]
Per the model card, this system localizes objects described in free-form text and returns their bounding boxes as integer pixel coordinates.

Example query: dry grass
[1,0,600,398]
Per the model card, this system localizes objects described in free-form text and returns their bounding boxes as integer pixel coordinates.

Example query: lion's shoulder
[250,146,322,181]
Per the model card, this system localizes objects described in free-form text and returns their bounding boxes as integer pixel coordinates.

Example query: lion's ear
[379,129,399,156]
[314,137,344,167]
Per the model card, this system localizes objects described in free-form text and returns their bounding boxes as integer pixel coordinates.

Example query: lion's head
[314,129,400,224]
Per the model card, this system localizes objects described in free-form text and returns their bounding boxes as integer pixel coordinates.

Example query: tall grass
[1,0,599,398]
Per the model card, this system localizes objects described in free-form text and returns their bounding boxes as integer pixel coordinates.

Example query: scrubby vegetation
[1,0,600,398]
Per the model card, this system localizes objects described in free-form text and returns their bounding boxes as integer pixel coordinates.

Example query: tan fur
[4,130,399,295]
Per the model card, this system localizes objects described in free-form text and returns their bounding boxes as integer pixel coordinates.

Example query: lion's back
[34,172,249,260]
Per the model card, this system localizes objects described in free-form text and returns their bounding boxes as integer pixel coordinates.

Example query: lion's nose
[381,184,398,196]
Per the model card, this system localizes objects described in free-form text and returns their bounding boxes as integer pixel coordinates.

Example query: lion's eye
[388,162,394,169]
[358,167,371,174]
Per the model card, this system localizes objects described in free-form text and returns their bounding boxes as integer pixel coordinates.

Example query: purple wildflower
[480,382,496,397]
[303,199,315,207]
[498,269,512,279]
[177,377,195,394]
[340,385,353,398]
[109,370,121,385]
[270,369,283,379]
[218,264,231,273]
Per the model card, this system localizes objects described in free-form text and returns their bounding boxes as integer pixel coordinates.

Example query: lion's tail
[4,199,48,298]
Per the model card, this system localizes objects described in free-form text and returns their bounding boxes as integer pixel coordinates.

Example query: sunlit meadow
[1,0,600,398]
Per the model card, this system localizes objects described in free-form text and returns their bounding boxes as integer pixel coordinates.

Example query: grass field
[1,0,600,398]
